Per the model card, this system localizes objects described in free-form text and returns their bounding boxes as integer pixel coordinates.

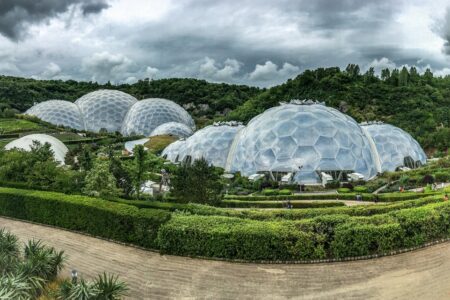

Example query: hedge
[157,215,327,260]
[220,199,345,209]
[0,187,171,248]
[1,187,450,261]
[225,192,436,202]
[158,201,450,260]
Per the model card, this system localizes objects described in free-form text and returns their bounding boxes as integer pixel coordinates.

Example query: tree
[83,160,120,198]
[171,158,224,205]
[381,68,390,81]
[108,148,133,197]
[79,146,93,172]
[398,66,409,86]
[132,145,147,199]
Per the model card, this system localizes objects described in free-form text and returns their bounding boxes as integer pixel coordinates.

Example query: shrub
[325,180,340,189]
[220,200,345,209]
[157,215,326,260]
[422,174,435,184]
[0,187,171,248]
[434,172,450,183]
[263,189,278,196]
[353,186,368,193]
[337,187,351,193]
[278,189,292,195]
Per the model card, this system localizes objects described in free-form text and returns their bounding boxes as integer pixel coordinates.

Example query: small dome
[4,134,69,164]
[166,124,244,168]
[361,123,427,171]
[121,98,195,136]
[75,89,137,133]
[25,100,85,130]
[150,122,193,139]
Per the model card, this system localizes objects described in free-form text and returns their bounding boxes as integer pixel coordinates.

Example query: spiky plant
[0,272,44,300]
[93,272,128,300]
[23,240,66,280]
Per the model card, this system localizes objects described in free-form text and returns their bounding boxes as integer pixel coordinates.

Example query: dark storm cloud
[438,7,450,55]
[0,0,109,40]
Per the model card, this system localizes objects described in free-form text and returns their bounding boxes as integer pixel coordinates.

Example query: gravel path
[2,217,450,299]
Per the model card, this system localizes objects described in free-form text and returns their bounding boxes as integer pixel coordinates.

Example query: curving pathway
[1,217,450,299]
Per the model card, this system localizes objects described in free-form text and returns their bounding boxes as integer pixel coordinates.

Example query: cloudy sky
[1,0,450,87]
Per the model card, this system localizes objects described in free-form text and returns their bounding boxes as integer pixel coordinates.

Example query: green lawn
[0,118,44,134]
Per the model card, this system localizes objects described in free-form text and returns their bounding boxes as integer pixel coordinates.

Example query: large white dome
[361,123,427,172]
[75,90,137,133]
[164,123,243,168]
[4,134,69,164]
[25,100,85,130]
[161,139,187,162]
[121,98,195,137]
[226,102,379,183]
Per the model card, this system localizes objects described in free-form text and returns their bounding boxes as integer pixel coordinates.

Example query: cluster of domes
[25,90,195,137]
[163,100,427,183]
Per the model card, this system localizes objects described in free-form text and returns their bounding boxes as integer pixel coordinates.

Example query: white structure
[361,122,427,172]
[121,98,195,137]
[4,134,69,164]
[124,138,149,153]
[226,102,378,183]
[75,90,137,133]
[163,122,244,168]
[25,100,85,130]
[150,122,193,139]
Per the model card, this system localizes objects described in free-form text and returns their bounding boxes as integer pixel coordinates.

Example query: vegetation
[171,158,224,205]
[0,229,127,299]
[144,135,178,154]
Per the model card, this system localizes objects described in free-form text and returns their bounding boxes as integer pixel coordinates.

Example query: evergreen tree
[171,158,223,205]
[83,160,119,198]
[132,145,147,199]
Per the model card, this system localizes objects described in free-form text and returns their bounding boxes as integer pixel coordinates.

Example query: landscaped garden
[0,228,127,299]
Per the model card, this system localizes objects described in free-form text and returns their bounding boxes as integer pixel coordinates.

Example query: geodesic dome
[161,139,187,162]
[150,122,193,139]
[25,100,85,130]
[164,123,244,168]
[4,134,68,164]
[225,103,378,183]
[75,90,137,133]
[121,98,195,137]
[361,123,427,172]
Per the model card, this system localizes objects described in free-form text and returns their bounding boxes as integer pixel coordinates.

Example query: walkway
[2,217,450,299]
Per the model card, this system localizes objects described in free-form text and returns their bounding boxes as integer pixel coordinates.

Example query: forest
[1,64,450,152]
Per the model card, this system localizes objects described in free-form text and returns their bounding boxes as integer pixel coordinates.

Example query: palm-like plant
[93,272,129,300]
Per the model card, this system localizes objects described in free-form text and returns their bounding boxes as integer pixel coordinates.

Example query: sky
[1,0,450,87]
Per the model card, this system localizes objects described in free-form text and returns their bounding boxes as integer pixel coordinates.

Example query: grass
[0,118,45,134]
[144,135,178,153]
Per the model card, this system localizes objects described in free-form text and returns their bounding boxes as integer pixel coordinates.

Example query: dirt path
[2,217,450,299]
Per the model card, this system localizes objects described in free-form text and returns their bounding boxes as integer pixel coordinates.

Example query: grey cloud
[438,7,450,55]
[0,0,109,40]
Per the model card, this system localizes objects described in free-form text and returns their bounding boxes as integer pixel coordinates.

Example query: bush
[158,215,326,260]
[263,189,278,196]
[220,200,345,209]
[0,187,171,248]
[353,186,368,193]
[337,187,351,193]
[278,189,292,195]
[434,172,450,183]
[325,180,340,189]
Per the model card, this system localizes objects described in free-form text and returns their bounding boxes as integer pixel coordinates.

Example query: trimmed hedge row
[225,192,436,202]
[110,195,443,221]
[158,201,450,260]
[0,187,170,248]
[220,200,345,209]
